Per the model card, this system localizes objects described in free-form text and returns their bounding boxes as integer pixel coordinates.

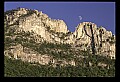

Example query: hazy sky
[4,2,115,34]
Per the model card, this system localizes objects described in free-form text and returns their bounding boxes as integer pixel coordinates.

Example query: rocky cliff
[73,22,115,59]
[4,8,115,67]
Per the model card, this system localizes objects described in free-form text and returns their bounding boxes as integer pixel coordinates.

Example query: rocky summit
[4,8,115,77]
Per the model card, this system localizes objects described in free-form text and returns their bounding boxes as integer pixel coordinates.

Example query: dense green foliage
[4,56,115,77]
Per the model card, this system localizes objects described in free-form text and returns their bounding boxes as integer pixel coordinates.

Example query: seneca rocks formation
[4,8,115,67]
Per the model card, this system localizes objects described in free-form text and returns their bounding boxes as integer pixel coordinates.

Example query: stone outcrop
[72,22,115,59]
[4,7,116,67]
[4,8,69,44]
[4,44,75,66]
[61,22,115,59]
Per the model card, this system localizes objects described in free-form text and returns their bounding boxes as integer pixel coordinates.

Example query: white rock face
[4,8,115,59]
[4,44,76,66]
[72,22,115,59]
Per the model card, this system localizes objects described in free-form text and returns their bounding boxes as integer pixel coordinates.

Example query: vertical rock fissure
[83,24,91,37]
[99,29,103,47]
[90,24,96,55]
[83,24,96,55]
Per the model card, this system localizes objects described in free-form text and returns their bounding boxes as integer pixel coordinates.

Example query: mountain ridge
[4,7,115,77]
[4,7,115,67]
